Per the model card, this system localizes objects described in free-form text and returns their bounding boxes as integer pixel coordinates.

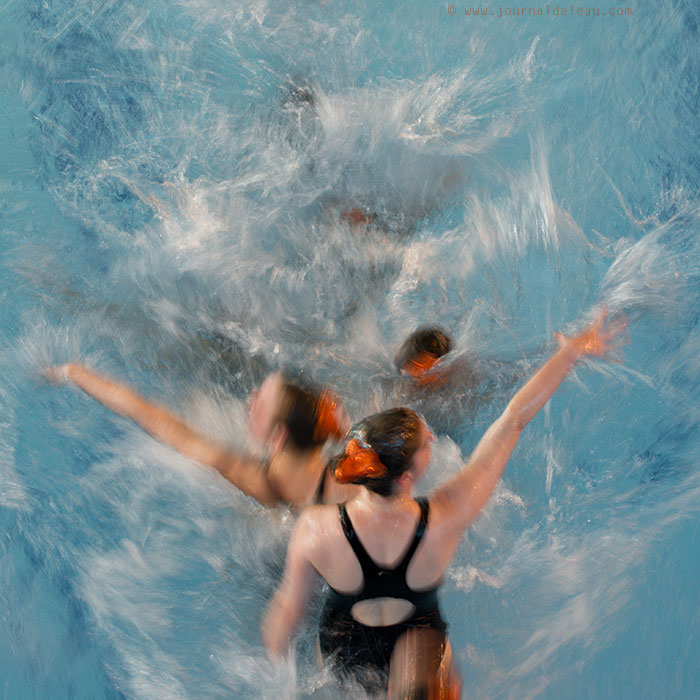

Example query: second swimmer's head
[248,372,346,454]
[395,327,454,386]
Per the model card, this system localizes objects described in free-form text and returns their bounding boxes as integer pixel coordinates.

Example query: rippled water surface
[2,1,700,698]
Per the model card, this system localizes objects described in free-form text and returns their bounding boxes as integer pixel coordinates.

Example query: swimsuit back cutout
[330,498,438,615]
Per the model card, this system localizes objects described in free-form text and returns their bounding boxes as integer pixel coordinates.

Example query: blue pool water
[2,0,700,698]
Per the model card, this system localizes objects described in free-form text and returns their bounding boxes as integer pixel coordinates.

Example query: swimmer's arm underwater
[45,364,280,506]
[431,308,627,533]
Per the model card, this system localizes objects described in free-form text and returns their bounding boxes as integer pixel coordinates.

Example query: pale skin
[44,368,354,508]
[262,309,627,671]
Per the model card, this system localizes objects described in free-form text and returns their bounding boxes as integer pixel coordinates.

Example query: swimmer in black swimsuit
[45,366,356,508]
[318,496,446,691]
[262,308,627,695]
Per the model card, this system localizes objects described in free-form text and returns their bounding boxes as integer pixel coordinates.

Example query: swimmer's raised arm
[431,308,627,533]
[45,364,280,506]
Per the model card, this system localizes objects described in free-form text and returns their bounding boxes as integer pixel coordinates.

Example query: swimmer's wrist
[59,364,75,382]
[54,364,77,383]
[44,363,74,384]
[554,333,584,362]
[567,341,586,361]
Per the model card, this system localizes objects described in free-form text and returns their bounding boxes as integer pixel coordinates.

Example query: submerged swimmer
[340,207,376,229]
[262,308,627,693]
[394,324,544,440]
[395,326,455,387]
[390,325,482,438]
[45,366,355,507]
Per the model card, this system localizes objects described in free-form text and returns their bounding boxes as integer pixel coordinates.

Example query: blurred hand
[554,307,628,360]
[43,364,73,384]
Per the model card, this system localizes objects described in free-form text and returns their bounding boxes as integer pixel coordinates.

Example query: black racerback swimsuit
[318,497,446,691]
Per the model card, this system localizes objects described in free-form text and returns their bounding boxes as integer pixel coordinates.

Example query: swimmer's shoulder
[292,503,345,555]
[298,502,342,528]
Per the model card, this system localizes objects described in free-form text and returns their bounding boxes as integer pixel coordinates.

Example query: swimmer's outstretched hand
[43,364,74,384]
[554,307,628,361]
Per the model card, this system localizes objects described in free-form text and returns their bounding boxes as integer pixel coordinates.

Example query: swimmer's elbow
[230,473,280,507]
[215,455,280,507]
[262,623,285,660]
[253,488,281,508]
[262,605,288,660]
[501,402,526,434]
[262,590,302,659]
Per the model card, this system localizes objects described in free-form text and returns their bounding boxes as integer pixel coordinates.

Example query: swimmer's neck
[268,446,326,508]
[355,480,415,510]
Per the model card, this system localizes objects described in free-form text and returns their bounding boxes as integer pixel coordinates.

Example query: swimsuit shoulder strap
[338,503,382,581]
[394,497,430,579]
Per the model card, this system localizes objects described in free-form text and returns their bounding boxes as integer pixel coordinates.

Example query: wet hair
[275,377,345,452]
[332,408,422,496]
[395,327,454,372]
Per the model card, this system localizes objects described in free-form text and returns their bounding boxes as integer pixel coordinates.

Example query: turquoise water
[2,0,700,698]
